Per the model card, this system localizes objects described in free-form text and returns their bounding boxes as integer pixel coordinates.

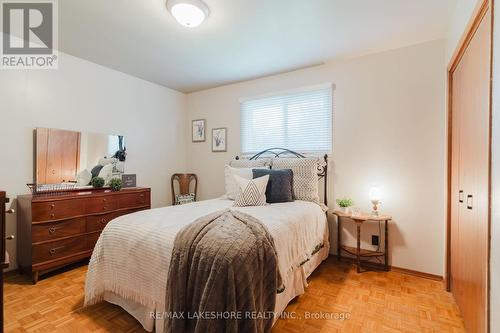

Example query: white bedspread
[84,199,329,317]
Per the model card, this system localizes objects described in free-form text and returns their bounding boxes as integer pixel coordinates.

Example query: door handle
[467,195,473,210]
[459,190,464,203]
[6,235,14,240]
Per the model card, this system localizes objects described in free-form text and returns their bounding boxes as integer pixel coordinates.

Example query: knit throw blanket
[164,209,282,333]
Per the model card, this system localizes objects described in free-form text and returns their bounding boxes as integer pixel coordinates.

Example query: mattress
[85,198,330,331]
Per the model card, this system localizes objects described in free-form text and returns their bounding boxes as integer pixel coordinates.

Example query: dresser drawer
[32,235,87,264]
[32,199,85,222]
[87,232,101,251]
[87,212,120,232]
[32,217,86,243]
[118,192,150,209]
[85,196,118,214]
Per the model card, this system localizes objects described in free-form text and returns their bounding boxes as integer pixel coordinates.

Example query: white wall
[186,40,447,276]
[446,0,481,62]
[0,52,187,270]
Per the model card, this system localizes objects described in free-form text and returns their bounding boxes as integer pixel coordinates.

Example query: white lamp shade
[167,0,209,28]
[369,186,381,201]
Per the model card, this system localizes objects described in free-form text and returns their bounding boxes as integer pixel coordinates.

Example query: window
[240,84,332,154]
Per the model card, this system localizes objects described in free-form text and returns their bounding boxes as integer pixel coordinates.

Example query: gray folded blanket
[164,209,282,333]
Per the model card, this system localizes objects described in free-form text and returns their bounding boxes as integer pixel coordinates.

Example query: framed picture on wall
[212,128,227,152]
[192,119,206,142]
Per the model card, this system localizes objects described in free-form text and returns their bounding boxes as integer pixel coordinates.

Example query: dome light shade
[167,0,209,28]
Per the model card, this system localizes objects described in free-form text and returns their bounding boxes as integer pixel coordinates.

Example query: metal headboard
[235,148,328,205]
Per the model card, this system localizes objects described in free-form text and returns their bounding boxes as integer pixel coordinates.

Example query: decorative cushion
[252,169,294,203]
[75,169,92,187]
[176,193,196,205]
[229,158,270,168]
[224,165,269,200]
[98,164,114,186]
[272,158,320,203]
[233,174,269,207]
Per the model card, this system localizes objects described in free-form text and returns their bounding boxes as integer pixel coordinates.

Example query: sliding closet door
[449,5,491,333]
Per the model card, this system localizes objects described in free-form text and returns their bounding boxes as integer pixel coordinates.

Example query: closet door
[37,128,81,184]
[449,6,491,333]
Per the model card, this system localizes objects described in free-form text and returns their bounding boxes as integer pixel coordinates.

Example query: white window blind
[240,85,332,154]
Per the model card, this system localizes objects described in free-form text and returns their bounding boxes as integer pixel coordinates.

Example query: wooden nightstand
[333,210,392,273]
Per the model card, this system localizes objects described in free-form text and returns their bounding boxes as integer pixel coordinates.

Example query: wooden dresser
[17,187,151,283]
[1,191,12,332]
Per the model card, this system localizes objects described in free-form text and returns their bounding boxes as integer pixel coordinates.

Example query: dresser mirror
[35,127,126,188]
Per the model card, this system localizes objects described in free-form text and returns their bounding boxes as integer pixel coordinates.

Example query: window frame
[239,83,334,156]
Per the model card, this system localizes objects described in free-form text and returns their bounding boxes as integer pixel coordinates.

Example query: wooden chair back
[171,174,198,205]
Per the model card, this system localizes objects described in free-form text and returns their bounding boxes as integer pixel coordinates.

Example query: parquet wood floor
[4,257,465,333]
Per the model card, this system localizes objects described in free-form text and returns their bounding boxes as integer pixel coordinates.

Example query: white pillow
[76,169,92,186]
[98,157,117,166]
[97,164,114,185]
[224,165,268,200]
[233,174,269,207]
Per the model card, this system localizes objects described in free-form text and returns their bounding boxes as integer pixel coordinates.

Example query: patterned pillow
[229,158,270,168]
[175,193,196,205]
[224,165,269,200]
[252,169,294,203]
[271,158,320,204]
[233,174,269,207]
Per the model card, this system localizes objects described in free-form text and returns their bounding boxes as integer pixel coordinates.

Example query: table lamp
[369,186,381,216]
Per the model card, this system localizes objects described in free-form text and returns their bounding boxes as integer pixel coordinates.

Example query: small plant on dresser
[90,177,105,188]
[109,178,123,191]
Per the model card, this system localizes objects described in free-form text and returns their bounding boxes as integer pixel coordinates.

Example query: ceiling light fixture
[167,0,209,28]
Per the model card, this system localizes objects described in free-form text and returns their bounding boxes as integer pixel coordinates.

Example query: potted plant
[109,178,123,192]
[336,198,354,214]
[90,177,105,189]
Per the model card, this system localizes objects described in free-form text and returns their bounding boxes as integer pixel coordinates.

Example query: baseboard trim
[333,255,443,281]
[390,266,443,281]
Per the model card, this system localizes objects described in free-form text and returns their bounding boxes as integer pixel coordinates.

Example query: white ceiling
[59,0,457,93]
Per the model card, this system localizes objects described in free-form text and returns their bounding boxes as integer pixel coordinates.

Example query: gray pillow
[91,165,104,178]
[252,169,293,203]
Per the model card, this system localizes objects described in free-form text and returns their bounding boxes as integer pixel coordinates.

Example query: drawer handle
[103,198,107,202]
[140,194,144,197]
[49,246,66,255]
[103,206,107,210]
[50,204,55,209]
[50,213,55,218]
[459,190,463,203]
[100,218,108,224]
[48,226,63,234]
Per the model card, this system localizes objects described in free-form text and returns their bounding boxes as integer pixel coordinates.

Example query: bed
[84,149,330,332]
